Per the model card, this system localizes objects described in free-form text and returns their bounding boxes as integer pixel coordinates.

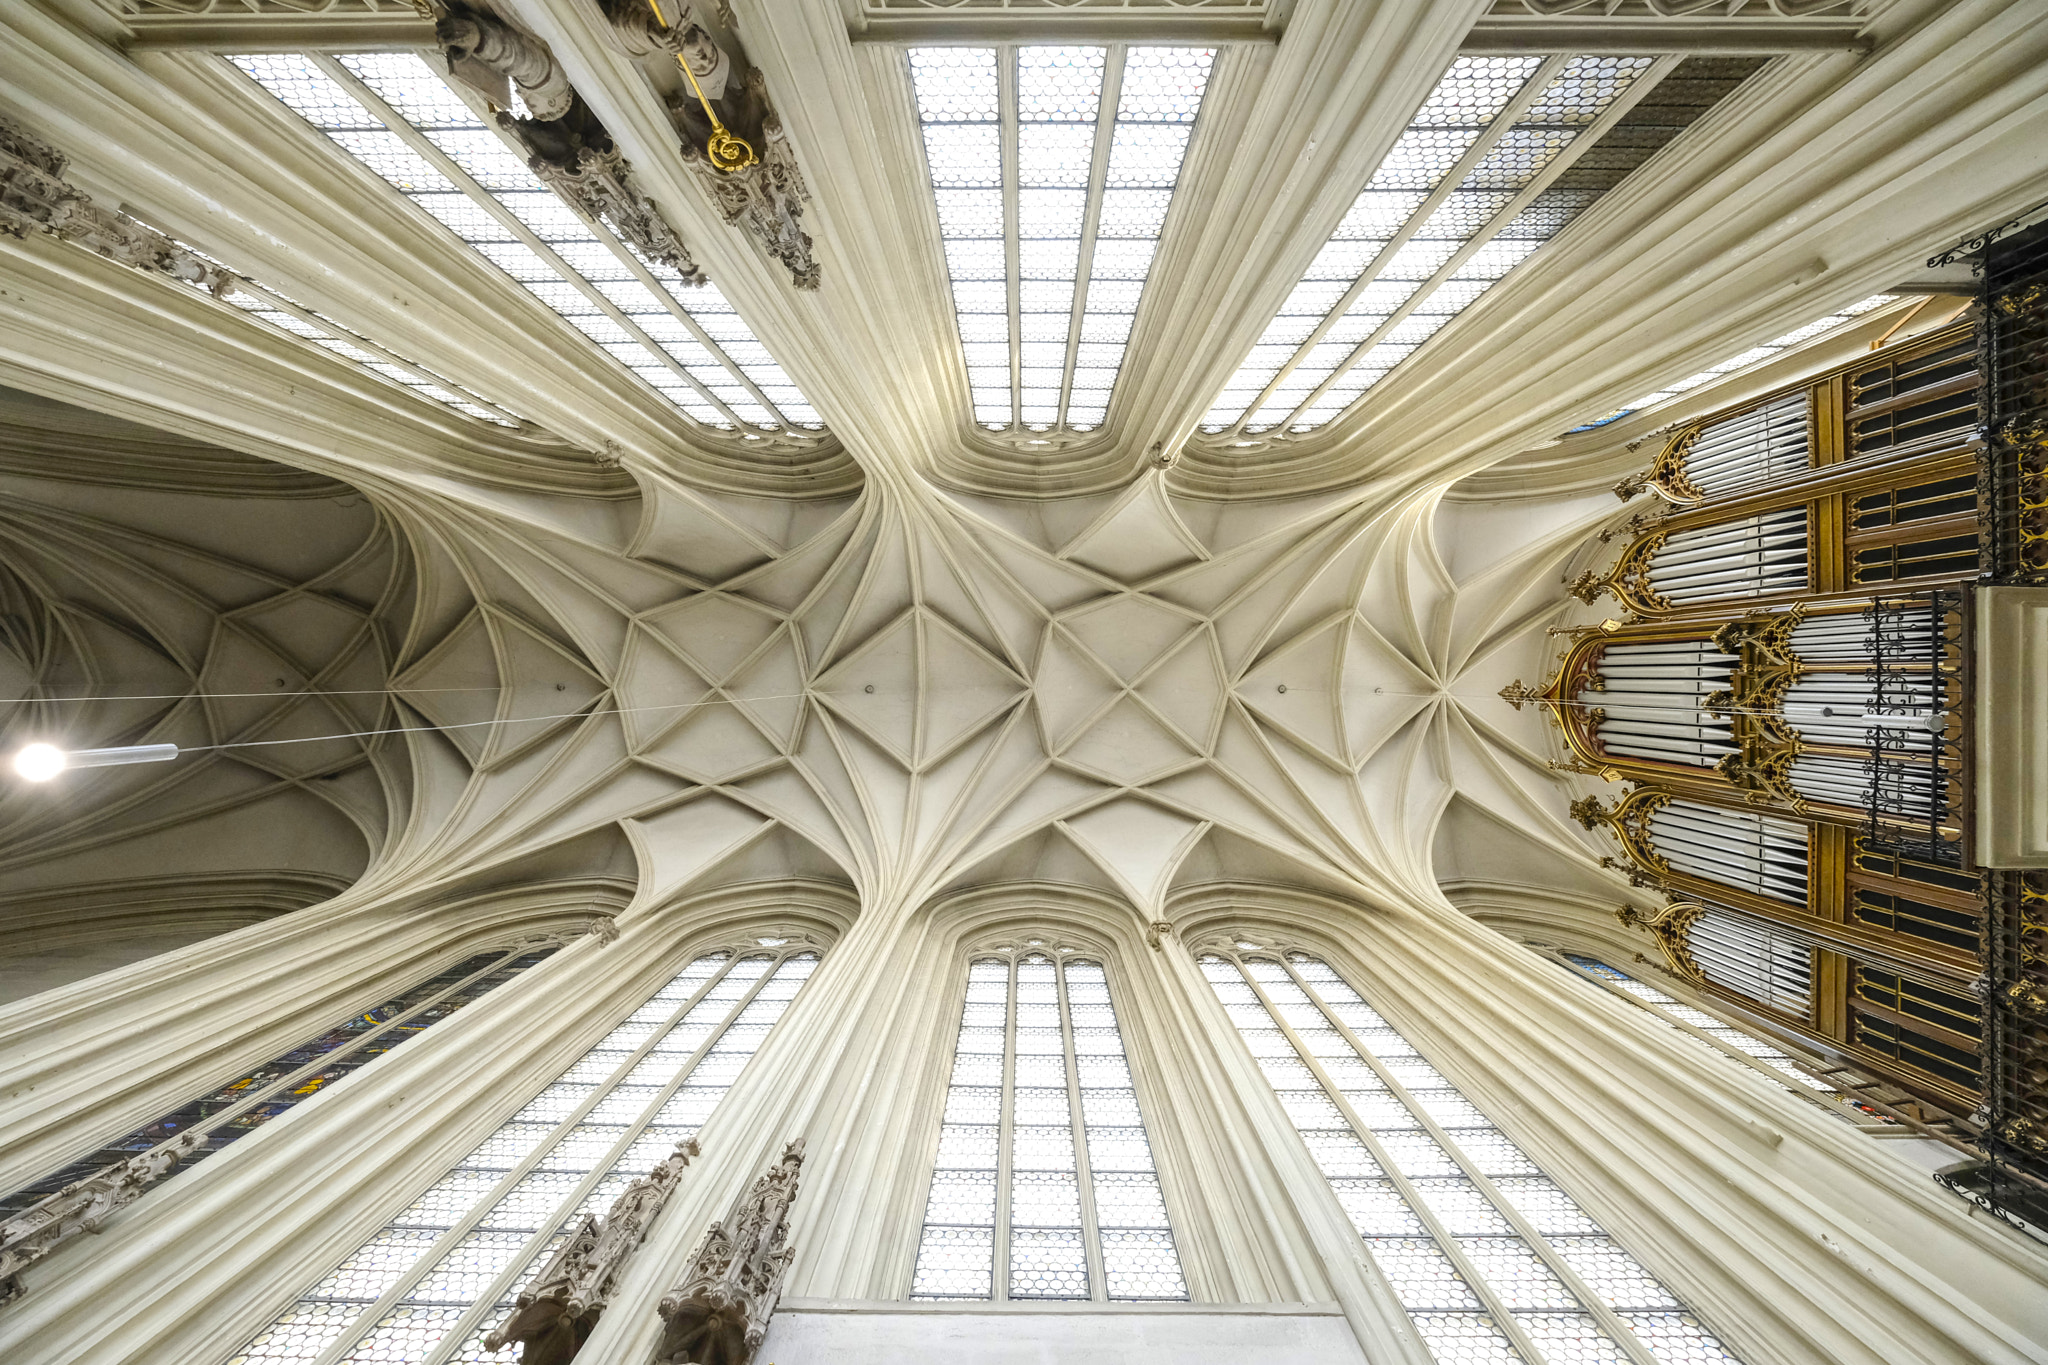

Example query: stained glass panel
[0,946,558,1224]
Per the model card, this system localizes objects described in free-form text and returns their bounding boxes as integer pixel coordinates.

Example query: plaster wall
[758,1301,1367,1365]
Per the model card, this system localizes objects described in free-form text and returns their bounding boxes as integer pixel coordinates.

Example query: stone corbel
[597,0,821,289]
[0,1131,204,1303]
[655,1138,804,1365]
[433,3,706,285]
[435,2,575,121]
[481,1137,700,1361]
[1,117,234,298]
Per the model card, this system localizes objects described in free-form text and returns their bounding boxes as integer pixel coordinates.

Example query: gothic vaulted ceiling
[1,0,2045,926]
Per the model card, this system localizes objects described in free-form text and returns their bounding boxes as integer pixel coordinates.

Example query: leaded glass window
[228,52,823,435]
[0,942,560,1224]
[225,943,820,1365]
[908,45,1216,434]
[1556,956,1855,1110]
[1202,55,1660,436]
[1202,948,1744,1365]
[912,951,1187,1302]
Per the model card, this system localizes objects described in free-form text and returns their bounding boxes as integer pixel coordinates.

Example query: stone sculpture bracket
[480,1136,701,1365]
[655,1138,804,1365]
[596,0,821,290]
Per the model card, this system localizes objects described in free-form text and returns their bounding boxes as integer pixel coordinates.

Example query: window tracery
[225,937,822,1365]
[1199,943,1741,1365]
[1198,53,1677,440]
[910,945,1187,1303]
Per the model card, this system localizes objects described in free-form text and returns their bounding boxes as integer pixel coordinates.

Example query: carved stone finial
[496,109,705,286]
[585,913,620,945]
[0,1132,204,1303]
[484,1137,699,1361]
[1497,679,1542,711]
[1148,442,1177,469]
[1146,920,1173,950]
[603,4,818,290]
[1,116,235,298]
[655,1139,804,1365]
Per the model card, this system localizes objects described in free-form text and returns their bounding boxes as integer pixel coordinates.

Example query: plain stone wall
[758,1301,1369,1365]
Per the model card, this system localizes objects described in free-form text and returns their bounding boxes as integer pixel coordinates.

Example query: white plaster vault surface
[344,464,1597,921]
[3,2,2048,1362]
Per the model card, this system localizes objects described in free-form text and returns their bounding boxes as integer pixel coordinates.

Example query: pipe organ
[1523,320,1995,1142]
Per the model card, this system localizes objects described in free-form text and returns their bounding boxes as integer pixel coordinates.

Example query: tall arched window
[1201,946,1741,1365]
[1551,955,1861,1116]
[226,940,821,1365]
[0,941,564,1225]
[911,949,1187,1302]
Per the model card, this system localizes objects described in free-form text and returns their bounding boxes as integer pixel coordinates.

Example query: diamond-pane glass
[1571,296,1901,430]
[226,948,818,1364]
[230,53,820,434]
[910,46,1214,433]
[1202,53,1660,434]
[1203,952,1748,1365]
[912,953,1186,1302]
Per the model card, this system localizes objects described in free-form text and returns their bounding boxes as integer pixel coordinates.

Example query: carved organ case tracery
[1542,321,1990,1119]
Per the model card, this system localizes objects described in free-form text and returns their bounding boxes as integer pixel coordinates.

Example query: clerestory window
[911,950,1187,1302]
[1202,948,1743,1365]
[226,941,820,1365]
[0,941,561,1225]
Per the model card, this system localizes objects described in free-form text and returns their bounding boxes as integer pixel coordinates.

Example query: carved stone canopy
[655,1139,804,1365]
[481,1137,701,1365]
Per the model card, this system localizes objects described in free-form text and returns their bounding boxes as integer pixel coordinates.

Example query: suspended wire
[2,684,1939,760]
[1,688,824,756]
[5,686,507,703]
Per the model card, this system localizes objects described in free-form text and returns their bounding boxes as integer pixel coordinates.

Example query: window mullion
[1287,53,1681,429]
[308,55,752,431]
[412,952,792,1365]
[1232,958,1548,1365]
[296,952,747,1365]
[1057,956,1108,1301]
[993,953,1019,1302]
[1000,47,1022,430]
[1221,55,1565,438]
[1057,44,1122,431]
[1550,953,1865,1118]
[1285,961,1662,1365]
